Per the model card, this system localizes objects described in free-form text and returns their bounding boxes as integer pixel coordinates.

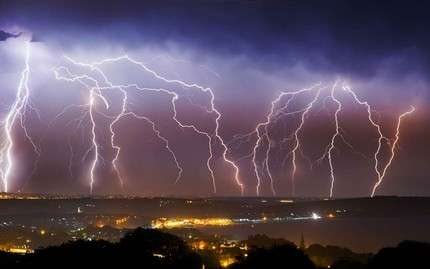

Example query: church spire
[300,232,306,250]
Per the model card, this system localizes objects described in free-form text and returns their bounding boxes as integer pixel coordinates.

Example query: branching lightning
[370,106,415,197]
[290,87,322,196]
[0,42,40,192]
[340,84,415,196]
[231,80,414,197]
[53,66,108,193]
[247,84,322,196]
[53,54,243,195]
[326,81,342,197]
[1,42,415,197]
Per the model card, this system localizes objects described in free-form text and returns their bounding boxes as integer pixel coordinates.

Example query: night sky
[0,0,429,197]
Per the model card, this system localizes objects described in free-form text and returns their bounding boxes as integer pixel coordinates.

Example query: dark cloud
[0,1,429,78]
[0,30,21,41]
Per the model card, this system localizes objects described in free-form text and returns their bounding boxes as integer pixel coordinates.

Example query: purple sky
[0,1,429,197]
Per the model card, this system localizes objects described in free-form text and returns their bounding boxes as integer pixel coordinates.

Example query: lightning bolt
[327,81,342,197]
[251,102,277,196]
[289,87,322,196]
[53,66,109,193]
[99,55,243,194]
[108,84,185,186]
[54,54,244,195]
[235,80,408,197]
[0,42,40,192]
[109,86,128,188]
[340,84,415,196]
[371,106,415,197]
[60,58,135,189]
[233,84,322,196]
[340,84,387,198]
[7,45,409,197]
[316,81,371,197]
[251,92,294,196]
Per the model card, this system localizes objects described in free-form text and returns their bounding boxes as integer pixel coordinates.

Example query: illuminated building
[152,218,234,229]
[220,257,236,267]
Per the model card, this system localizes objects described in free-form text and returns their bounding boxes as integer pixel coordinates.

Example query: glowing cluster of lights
[152,217,234,229]
[311,212,322,220]
[115,217,129,225]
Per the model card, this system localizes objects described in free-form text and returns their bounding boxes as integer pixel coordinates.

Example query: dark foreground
[0,228,429,269]
[1,195,430,252]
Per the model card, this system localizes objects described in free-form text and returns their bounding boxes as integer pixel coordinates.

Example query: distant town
[1,194,429,266]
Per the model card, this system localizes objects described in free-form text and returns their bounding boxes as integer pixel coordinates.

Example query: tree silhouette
[368,240,430,269]
[0,228,202,268]
[118,228,201,268]
[306,243,370,267]
[1,230,430,269]
[244,234,295,249]
[0,251,21,266]
[229,244,316,269]
[331,259,366,269]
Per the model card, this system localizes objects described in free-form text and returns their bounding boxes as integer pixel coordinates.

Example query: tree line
[0,227,429,268]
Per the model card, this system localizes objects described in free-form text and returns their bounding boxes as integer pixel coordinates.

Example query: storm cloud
[1,1,429,78]
[0,30,21,41]
[0,1,429,197]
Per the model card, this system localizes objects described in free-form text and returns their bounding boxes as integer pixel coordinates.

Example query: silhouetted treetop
[229,244,315,269]
[368,240,430,269]
[244,234,295,249]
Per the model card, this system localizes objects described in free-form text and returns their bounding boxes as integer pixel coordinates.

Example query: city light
[115,217,129,226]
[152,218,234,229]
[311,213,322,220]
[220,257,236,268]
[279,199,294,203]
